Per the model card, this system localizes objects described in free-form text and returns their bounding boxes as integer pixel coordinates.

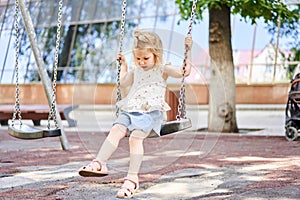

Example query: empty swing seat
[43,128,62,137]
[8,124,61,139]
[160,118,192,136]
[8,124,43,139]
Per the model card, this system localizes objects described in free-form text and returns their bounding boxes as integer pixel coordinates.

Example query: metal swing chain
[47,0,63,129]
[12,0,22,127]
[176,0,197,120]
[116,0,127,116]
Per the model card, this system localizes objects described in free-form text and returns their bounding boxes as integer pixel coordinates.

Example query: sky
[169,10,296,51]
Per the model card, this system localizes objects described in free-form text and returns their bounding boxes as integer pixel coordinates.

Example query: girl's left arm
[164,36,193,79]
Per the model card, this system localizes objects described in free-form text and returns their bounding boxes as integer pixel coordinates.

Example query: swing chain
[47,0,63,129]
[116,0,127,116]
[118,0,127,54]
[12,0,22,126]
[187,0,197,36]
[176,0,197,120]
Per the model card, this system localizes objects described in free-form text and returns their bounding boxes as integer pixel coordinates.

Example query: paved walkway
[0,105,299,199]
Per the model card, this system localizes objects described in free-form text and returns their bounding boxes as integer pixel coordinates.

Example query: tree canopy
[176,0,300,48]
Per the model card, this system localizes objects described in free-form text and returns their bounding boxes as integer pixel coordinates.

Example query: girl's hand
[185,36,193,51]
[116,53,127,65]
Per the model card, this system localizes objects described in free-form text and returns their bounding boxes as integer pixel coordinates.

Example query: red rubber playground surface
[0,129,299,199]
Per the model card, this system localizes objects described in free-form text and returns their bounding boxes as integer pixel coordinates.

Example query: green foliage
[176,0,300,65]
[175,0,228,20]
[176,0,299,25]
[175,0,299,41]
[269,4,300,49]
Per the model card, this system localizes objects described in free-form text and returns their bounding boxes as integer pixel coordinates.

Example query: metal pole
[273,17,281,84]
[18,0,69,150]
[248,24,256,85]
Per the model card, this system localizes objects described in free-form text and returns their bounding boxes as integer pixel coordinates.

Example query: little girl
[79,29,193,198]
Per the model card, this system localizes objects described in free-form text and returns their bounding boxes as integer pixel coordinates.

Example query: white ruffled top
[116,64,171,113]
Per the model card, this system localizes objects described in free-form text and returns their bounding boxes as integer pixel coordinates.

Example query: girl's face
[133,48,156,71]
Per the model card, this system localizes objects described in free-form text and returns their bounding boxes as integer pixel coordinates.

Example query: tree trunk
[208,5,238,133]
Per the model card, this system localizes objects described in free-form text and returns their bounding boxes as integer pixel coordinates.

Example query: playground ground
[0,105,299,199]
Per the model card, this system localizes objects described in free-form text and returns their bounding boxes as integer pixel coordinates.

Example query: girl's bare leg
[116,130,150,198]
[95,124,128,165]
[126,130,150,182]
[79,124,128,176]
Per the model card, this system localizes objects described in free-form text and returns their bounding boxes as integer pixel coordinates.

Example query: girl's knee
[110,124,128,138]
[129,136,143,147]
[129,130,149,143]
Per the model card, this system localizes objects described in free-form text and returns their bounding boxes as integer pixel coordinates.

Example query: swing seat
[43,128,62,137]
[160,118,192,136]
[8,124,61,139]
[8,124,44,139]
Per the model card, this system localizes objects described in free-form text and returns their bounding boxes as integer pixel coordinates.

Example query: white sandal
[78,159,108,177]
[116,177,139,199]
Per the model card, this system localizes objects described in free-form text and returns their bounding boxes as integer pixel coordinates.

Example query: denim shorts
[114,110,164,136]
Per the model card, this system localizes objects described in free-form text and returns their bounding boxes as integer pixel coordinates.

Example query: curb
[75,104,286,112]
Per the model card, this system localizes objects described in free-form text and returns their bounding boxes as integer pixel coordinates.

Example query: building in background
[0,0,298,85]
[233,43,293,83]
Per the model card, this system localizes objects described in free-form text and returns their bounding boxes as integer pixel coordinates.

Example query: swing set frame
[7,0,197,148]
[8,0,69,150]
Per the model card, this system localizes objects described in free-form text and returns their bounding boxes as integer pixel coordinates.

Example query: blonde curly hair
[133,29,163,65]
